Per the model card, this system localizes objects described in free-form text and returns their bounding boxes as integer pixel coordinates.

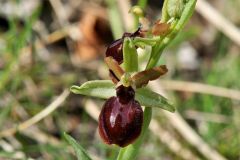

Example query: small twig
[160,80,240,101]
[49,0,69,26]
[24,77,39,102]
[150,119,200,160]
[164,111,227,160]
[22,126,60,145]
[184,110,231,124]
[4,92,61,146]
[49,0,76,57]
[0,140,27,159]
[1,23,80,93]
[0,89,69,138]
[196,0,240,46]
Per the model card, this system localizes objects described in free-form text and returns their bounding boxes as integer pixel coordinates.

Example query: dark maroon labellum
[98,85,143,147]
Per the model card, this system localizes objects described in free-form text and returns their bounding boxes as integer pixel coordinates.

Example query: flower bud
[167,0,184,18]
[106,39,124,64]
[105,28,143,64]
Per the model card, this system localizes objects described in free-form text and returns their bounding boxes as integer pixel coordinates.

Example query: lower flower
[98,86,143,147]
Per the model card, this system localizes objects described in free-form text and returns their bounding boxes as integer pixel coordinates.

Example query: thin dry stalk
[150,119,200,160]
[0,89,69,138]
[0,140,27,159]
[49,0,69,26]
[149,81,227,160]
[196,0,240,46]
[160,80,240,101]
[184,110,230,124]
[49,0,76,56]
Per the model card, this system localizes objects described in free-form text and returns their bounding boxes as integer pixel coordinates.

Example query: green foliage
[70,80,174,112]
[136,88,175,112]
[64,133,92,160]
[70,80,115,99]
[167,0,185,18]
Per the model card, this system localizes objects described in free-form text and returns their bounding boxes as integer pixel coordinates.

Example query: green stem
[133,36,161,46]
[146,0,197,68]
[137,0,148,8]
[133,15,140,31]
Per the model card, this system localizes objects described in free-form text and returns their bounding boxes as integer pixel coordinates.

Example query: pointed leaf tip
[70,80,115,99]
[136,88,175,112]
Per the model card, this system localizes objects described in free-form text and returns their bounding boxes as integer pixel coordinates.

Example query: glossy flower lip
[98,96,143,147]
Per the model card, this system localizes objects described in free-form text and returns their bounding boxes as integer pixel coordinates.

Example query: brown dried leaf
[75,6,112,61]
[132,65,168,88]
[104,57,125,80]
[152,21,170,36]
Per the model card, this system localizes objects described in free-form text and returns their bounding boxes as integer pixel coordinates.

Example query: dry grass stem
[49,0,69,26]
[0,89,69,138]
[196,0,240,46]
[150,119,200,160]
[184,110,231,124]
[160,80,240,101]
[149,81,227,160]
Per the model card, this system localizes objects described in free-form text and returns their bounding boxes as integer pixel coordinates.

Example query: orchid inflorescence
[68,0,197,159]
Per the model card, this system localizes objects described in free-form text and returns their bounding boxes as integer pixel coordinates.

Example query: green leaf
[136,88,175,112]
[64,133,92,160]
[70,80,174,112]
[70,80,115,99]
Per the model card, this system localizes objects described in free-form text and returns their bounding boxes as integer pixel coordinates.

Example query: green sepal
[123,38,138,72]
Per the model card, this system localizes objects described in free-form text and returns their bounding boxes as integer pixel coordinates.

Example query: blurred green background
[0,0,239,159]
